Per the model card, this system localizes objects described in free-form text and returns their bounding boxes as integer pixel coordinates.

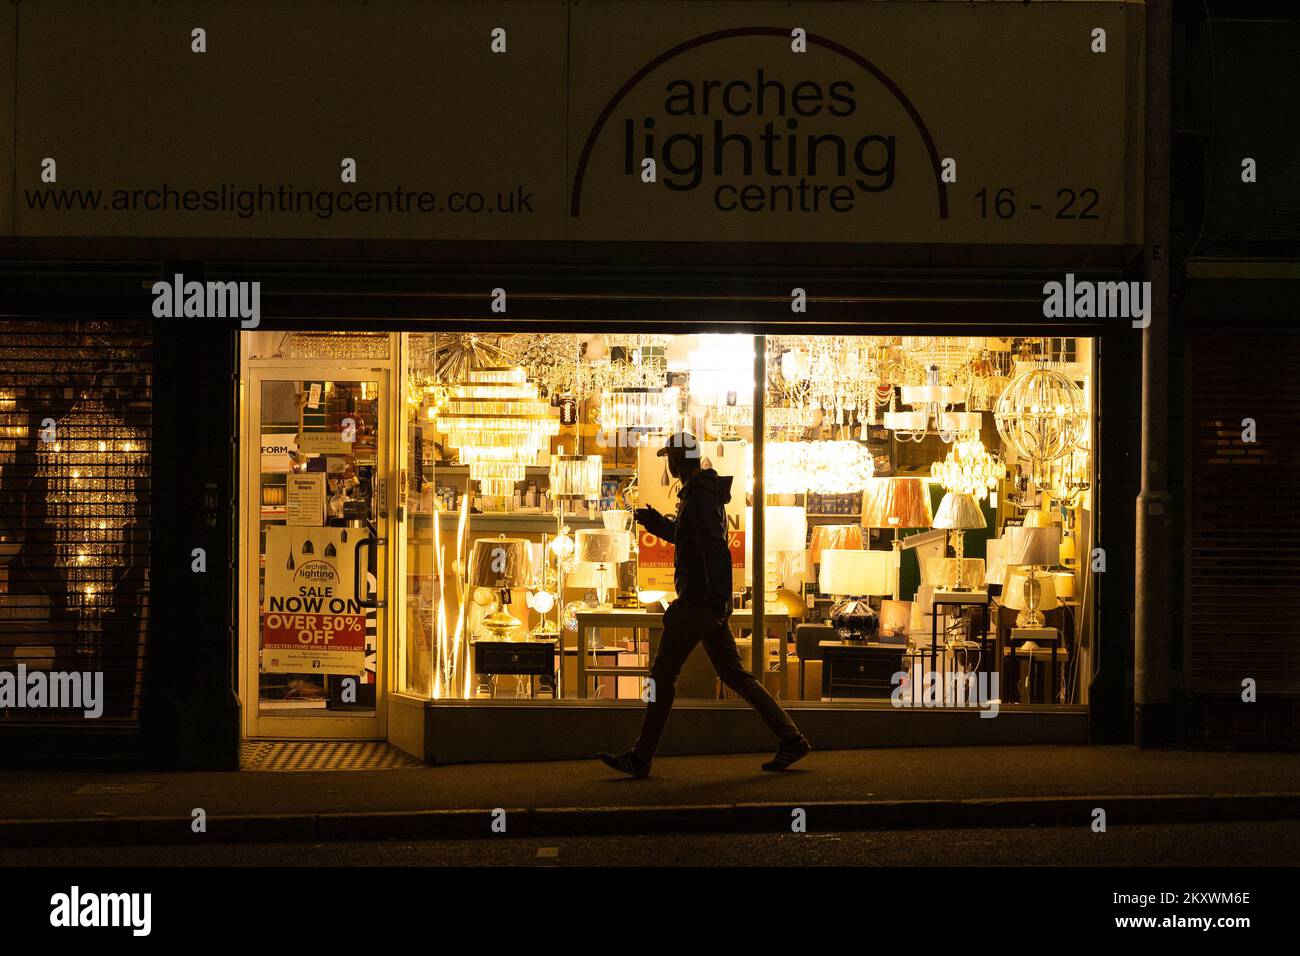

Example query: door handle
[353,533,389,609]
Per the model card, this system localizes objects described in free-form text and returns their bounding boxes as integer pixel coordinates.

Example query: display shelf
[409,512,606,533]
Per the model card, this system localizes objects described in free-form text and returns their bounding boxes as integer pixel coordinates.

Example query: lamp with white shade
[931,492,987,591]
[575,528,631,609]
[818,549,893,642]
[744,505,806,611]
[1003,525,1062,626]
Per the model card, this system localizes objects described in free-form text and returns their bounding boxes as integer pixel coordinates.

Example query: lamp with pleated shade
[860,477,934,599]
[931,492,986,591]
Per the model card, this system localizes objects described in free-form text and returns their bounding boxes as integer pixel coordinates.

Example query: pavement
[2,745,1300,847]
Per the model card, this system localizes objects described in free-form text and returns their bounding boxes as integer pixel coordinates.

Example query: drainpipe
[1135,0,1173,746]
[751,335,766,677]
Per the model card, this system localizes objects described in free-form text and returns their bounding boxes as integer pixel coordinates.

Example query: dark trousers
[633,600,800,761]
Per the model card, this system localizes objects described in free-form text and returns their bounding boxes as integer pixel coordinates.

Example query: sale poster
[261,525,366,676]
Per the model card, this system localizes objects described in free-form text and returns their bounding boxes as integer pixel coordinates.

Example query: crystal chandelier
[599,386,679,437]
[898,336,983,388]
[437,366,559,496]
[883,363,982,443]
[770,336,883,428]
[35,394,148,651]
[761,441,875,495]
[931,438,1006,503]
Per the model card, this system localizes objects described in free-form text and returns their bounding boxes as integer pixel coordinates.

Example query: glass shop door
[244,368,392,739]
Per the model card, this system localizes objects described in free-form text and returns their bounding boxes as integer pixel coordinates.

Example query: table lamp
[1003,568,1059,629]
[575,528,631,609]
[469,535,534,640]
[932,492,987,590]
[745,506,807,611]
[818,549,893,642]
[1003,525,1063,626]
[861,477,934,599]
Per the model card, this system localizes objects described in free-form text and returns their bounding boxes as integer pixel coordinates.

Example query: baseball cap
[655,431,700,458]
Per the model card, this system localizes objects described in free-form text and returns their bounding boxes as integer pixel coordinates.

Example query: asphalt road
[2,821,1297,867]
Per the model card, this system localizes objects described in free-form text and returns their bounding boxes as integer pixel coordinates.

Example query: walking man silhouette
[598,431,812,777]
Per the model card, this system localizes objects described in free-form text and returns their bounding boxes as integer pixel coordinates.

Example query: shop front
[235,323,1118,763]
[0,0,1149,766]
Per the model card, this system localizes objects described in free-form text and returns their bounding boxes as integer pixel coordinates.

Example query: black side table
[472,639,559,698]
[818,641,906,701]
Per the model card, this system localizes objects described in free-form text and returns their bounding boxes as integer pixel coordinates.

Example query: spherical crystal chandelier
[35,394,148,652]
[437,366,559,496]
[994,367,1087,465]
[931,438,1006,503]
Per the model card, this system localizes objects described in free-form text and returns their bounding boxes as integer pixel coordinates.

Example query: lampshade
[1002,569,1058,612]
[469,536,533,589]
[860,477,934,529]
[1052,570,1076,599]
[1004,525,1062,566]
[878,599,912,634]
[984,537,1007,585]
[809,524,864,563]
[602,509,632,532]
[549,454,603,500]
[932,492,987,531]
[744,506,807,553]
[925,556,987,591]
[819,549,893,597]
[575,528,631,565]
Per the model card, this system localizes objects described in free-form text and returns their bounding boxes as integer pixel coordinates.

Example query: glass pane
[258,378,380,717]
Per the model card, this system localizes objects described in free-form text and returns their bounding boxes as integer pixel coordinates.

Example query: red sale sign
[635,528,745,592]
[261,527,367,676]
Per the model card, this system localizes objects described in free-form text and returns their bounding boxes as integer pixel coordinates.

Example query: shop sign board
[7,1,1141,247]
[262,526,366,676]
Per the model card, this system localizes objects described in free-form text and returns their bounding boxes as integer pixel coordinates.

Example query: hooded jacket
[639,468,734,618]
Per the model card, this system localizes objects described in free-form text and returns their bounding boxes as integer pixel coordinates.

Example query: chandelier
[883,363,982,443]
[771,336,883,426]
[437,366,559,496]
[931,438,1006,503]
[898,336,983,388]
[761,441,875,495]
[599,386,679,437]
[35,394,148,651]
[993,367,1087,465]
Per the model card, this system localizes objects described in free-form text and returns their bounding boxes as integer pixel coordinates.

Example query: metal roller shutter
[1187,328,1300,695]
[0,319,152,736]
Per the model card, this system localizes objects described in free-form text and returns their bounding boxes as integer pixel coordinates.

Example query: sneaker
[598,750,651,778]
[761,734,812,771]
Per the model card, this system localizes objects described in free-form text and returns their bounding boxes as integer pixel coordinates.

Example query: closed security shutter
[1187,328,1300,695]
[0,320,151,730]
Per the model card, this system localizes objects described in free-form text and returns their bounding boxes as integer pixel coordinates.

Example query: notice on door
[262,526,366,676]
[285,473,325,526]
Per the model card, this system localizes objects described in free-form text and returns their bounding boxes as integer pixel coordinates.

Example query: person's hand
[633,506,659,527]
